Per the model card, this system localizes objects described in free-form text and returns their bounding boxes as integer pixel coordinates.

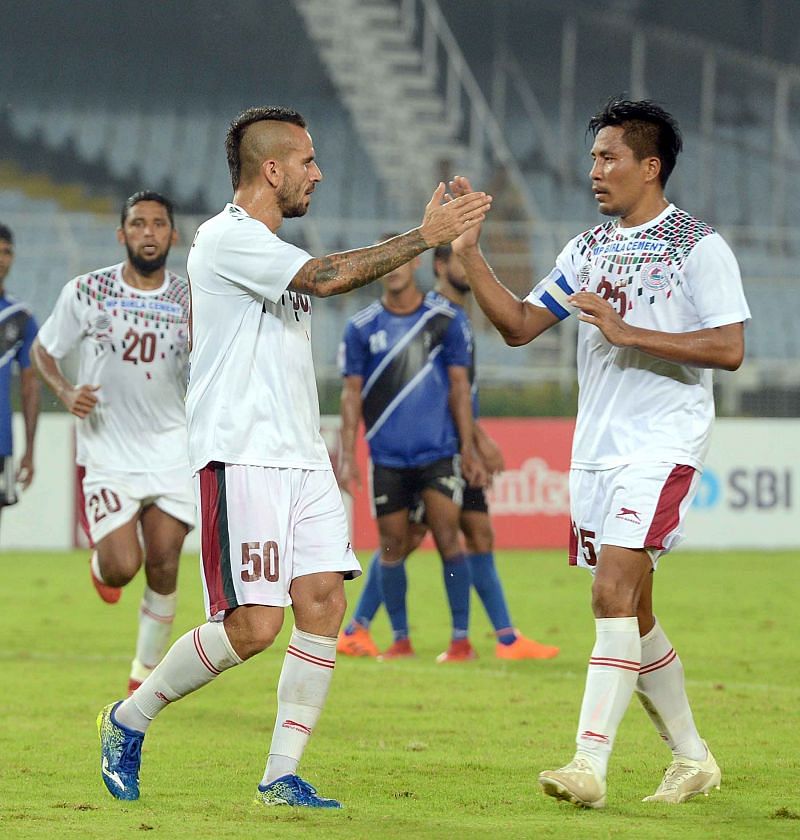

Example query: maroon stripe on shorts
[199,462,228,615]
[75,465,94,547]
[568,521,578,566]
[645,465,696,550]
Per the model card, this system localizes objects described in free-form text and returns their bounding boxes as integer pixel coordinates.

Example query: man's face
[0,239,13,284]
[117,200,176,274]
[380,260,417,295]
[435,253,470,294]
[276,126,323,219]
[589,125,654,218]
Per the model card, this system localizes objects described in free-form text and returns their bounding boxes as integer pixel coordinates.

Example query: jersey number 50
[240,541,280,583]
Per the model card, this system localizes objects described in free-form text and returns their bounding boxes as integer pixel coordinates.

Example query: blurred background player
[96,107,491,809]
[0,223,40,533]
[337,240,486,663]
[451,98,750,808]
[32,191,194,694]
[338,244,559,662]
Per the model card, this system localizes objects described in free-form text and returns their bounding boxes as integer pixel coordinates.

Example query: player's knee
[144,551,180,589]
[591,578,637,617]
[98,550,141,587]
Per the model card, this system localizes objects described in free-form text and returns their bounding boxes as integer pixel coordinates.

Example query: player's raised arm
[290,184,492,298]
[448,176,558,347]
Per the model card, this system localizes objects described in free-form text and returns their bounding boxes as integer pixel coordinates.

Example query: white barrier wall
[3,415,798,551]
[682,418,800,549]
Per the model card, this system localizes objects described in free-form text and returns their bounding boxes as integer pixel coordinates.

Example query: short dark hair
[225,106,307,191]
[120,191,175,228]
[0,223,13,245]
[433,244,452,262]
[588,98,683,187]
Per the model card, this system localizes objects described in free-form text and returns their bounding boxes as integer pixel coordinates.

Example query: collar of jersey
[116,262,171,297]
[614,203,675,237]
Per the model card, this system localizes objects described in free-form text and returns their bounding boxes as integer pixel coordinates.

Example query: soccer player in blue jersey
[0,224,40,531]
[337,241,485,662]
[337,244,559,661]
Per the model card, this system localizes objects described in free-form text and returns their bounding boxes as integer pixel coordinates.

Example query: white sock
[116,621,242,732]
[130,587,177,683]
[90,551,107,584]
[261,627,337,787]
[575,616,641,778]
[636,619,706,761]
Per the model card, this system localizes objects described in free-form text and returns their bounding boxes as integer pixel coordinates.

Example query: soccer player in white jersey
[449,99,750,809]
[32,191,194,695]
[95,105,492,808]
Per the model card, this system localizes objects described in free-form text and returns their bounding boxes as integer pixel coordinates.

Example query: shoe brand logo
[615,506,641,523]
[102,755,126,790]
[580,730,610,745]
[282,719,312,736]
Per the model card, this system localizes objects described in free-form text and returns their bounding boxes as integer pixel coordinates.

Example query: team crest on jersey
[94,313,112,331]
[641,263,671,291]
[577,263,591,290]
[4,323,19,343]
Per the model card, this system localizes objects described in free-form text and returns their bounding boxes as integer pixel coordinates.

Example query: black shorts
[371,456,463,518]
[407,483,489,525]
[0,456,18,507]
[462,485,489,514]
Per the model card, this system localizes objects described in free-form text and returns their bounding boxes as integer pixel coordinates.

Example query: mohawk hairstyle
[588,97,683,187]
[225,106,307,190]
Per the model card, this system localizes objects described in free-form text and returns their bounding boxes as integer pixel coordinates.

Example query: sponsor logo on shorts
[615,506,641,523]
[282,719,312,736]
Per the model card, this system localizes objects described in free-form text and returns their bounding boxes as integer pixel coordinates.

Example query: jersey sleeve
[525,235,581,319]
[213,218,313,303]
[36,280,85,359]
[441,309,472,368]
[16,312,38,368]
[339,320,368,378]
[682,233,751,328]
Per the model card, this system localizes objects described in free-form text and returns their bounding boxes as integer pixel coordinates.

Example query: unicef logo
[641,263,671,291]
[692,469,720,509]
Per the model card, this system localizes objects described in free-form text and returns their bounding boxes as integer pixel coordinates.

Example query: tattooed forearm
[291,229,429,297]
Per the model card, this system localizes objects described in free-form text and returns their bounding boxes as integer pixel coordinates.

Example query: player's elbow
[503,329,531,347]
[722,347,744,371]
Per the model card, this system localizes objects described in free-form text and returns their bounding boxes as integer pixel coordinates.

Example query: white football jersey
[185,203,330,473]
[527,204,751,471]
[38,263,191,472]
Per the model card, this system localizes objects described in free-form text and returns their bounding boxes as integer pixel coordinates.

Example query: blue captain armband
[537,269,577,321]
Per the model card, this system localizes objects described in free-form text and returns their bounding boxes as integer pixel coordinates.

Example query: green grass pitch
[1,549,798,839]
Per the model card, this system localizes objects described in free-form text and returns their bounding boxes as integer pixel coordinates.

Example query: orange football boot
[336,625,379,657]
[495,633,560,660]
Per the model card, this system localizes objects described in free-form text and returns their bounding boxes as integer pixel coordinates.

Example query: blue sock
[345,551,383,634]
[442,554,471,640]
[381,561,408,641]
[467,552,517,645]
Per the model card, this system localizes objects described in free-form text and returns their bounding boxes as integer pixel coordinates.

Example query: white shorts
[196,463,361,619]
[79,464,196,545]
[568,462,700,572]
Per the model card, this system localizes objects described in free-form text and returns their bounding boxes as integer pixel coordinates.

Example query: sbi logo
[693,468,793,511]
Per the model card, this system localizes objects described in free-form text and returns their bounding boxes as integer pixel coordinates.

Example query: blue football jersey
[340,291,472,468]
[0,296,38,456]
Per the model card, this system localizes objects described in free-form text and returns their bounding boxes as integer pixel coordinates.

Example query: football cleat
[435,638,477,663]
[495,633,560,660]
[90,554,122,604]
[378,638,415,660]
[255,774,342,808]
[538,756,607,809]
[643,741,721,803]
[97,701,145,801]
[336,625,379,658]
